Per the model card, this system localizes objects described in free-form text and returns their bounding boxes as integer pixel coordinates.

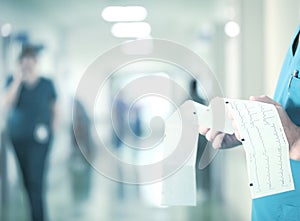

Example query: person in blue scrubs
[199,26,300,220]
[4,46,57,221]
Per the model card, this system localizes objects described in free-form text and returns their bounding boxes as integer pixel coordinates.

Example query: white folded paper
[160,101,198,206]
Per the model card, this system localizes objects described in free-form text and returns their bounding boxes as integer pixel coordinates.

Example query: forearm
[3,79,22,110]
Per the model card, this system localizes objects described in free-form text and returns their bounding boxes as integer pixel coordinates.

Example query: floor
[1,134,232,221]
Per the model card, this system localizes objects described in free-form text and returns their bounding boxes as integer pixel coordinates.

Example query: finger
[206,129,222,142]
[290,148,300,161]
[227,109,234,120]
[226,107,242,141]
[205,129,212,141]
[199,126,209,135]
[211,132,225,149]
[249,95,280,106]
[231,120,241,141]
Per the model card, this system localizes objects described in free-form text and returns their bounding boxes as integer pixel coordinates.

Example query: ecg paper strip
[194,98,295,199]
[224,98,295,198]
[160,101,198,206]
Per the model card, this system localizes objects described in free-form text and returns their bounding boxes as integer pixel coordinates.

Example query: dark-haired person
[199,26,300,220]
[3,46,58,221]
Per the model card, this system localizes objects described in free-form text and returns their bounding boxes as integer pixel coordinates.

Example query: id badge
[34,123,50,144]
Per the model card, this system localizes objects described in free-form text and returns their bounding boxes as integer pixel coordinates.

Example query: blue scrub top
[6,77,57,142]
[252,26,300,221]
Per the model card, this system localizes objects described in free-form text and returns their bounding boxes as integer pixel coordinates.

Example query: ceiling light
[102,6,147,22]
[1,23,12,37]
[111,22,151,38]
[224,21,240,38]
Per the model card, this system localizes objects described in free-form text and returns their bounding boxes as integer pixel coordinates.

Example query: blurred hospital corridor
[1,0,300,221]
[2,135,230,221]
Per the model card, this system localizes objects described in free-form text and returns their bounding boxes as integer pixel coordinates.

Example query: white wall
[1,1,300,220]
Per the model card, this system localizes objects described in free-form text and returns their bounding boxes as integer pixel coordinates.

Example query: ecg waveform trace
[225,99,294,198]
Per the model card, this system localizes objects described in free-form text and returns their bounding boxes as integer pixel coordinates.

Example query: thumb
[249,95,280,106]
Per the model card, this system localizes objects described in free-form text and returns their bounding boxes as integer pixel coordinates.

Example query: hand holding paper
[196,97,295,198]
[161,97,295,206]
[249,95,300,161]
[196,98,241,149]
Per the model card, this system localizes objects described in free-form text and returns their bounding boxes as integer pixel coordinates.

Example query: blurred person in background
[70,97,94,202]
[111,93,128,199]
[3,45,58,221]
[113,94,127,149]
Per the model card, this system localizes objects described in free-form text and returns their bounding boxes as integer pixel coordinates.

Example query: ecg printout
[194,98,295,199]
[224,98,295,198]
